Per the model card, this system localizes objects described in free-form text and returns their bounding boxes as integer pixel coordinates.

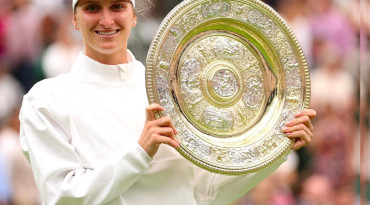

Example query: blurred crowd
[0,0,368,205]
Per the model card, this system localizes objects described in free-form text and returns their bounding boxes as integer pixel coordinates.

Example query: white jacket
[19,52,287,205]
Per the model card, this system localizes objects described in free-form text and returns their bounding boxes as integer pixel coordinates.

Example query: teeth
[97,30,118,35]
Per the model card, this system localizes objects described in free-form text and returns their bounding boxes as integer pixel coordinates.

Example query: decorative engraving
[177,34,266,136]
[170,24,185,42]
[230,148,259,164]
[179,7,203,31]
[286,67,301,88]
[202,0,232,19]
[212,70,239,97]
[182,131,198,151]
[156,74,174,111]
[248,9,276,37]
[283,56,299,71]
[230,2,251,21]
[202,107,234,132]
[180,58,202,91]
[211,147,231,164]
[214,37,244,60]
[243,76,264,110]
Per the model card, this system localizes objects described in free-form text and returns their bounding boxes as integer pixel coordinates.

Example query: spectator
[41,8,82,78]
[308,0,356,66]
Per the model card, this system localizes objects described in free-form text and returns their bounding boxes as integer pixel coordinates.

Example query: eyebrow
[111,0,130,2]
[79,0,130,5]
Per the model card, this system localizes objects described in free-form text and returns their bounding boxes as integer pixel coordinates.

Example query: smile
[96,30,120,36]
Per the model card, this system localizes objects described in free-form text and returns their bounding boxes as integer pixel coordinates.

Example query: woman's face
[73,0,136,60]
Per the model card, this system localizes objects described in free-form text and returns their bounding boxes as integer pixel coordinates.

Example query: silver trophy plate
[146,0,310,175]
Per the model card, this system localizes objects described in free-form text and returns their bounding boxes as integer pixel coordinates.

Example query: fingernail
[282,127,289,132]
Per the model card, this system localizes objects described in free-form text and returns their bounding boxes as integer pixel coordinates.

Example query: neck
[84,49,130,65]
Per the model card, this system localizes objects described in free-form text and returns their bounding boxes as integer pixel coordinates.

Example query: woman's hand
[138,104,180,158]
[283,109,317,150]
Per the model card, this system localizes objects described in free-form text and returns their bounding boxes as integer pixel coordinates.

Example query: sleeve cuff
[135,144,153,165]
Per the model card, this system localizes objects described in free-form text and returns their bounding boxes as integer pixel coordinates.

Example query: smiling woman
[18,0,316,204]
[72,0,137,64]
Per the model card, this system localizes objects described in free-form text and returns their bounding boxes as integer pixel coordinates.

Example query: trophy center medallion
[212,69,239,98]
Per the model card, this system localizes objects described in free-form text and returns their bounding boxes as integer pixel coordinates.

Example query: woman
[19,0,316,204]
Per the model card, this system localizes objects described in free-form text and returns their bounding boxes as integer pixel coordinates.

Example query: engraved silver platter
[146,0,310,175]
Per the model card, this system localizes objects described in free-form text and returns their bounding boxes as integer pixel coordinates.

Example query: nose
[99,9,114,28]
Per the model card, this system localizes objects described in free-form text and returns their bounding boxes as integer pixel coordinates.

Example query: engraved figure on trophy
[201,0,231,19]
[180,58,202,92]
[212,70,239,98]
[213,37,244,61]
[202,107,234,132]
[243,76,264,110]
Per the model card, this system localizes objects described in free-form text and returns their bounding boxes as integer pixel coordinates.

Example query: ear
[131,16,137,28]
[72,16,79,30]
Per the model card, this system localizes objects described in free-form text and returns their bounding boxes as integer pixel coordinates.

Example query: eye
[111,4,125,11]
[85,4,100,12]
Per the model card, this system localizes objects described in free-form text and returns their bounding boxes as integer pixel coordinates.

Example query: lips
[96,29,120,36]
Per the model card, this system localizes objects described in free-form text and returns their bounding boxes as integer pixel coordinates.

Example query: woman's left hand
[283,109,317,150]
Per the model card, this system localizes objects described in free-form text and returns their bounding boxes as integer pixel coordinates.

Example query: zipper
[117,65,127,87]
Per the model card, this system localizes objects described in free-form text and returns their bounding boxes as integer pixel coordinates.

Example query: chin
[98,46,124,55]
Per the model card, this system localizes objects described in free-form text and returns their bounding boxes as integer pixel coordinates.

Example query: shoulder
[25,74,72,103]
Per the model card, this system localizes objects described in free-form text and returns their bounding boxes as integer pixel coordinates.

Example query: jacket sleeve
[19,95,152,205]
[193,151,289,205]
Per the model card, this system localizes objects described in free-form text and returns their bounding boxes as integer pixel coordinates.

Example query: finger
[155,127,176,140]
[295,109,317,120]
[285,130,312,145]
[286,115,314,133]
[283,123,312,137]
[291,139,306,150]
[154,135,181,149]
[145,104,164,121]
[151,116,179,135]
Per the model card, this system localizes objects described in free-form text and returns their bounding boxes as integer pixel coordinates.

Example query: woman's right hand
[138,104,180,158]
